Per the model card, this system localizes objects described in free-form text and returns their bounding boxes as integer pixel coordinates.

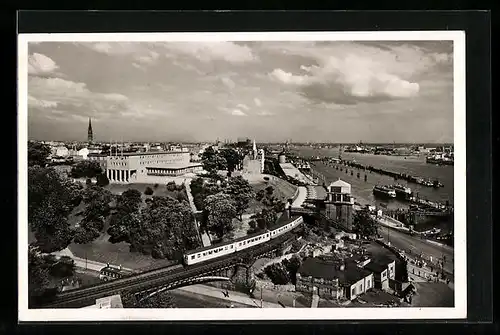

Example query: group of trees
[70,160,110,186]
[28,141,51,167]
[192,176,255,241]
[353,208,379,239]
[247,186,285,235]
[73,186,113,244]
[28,166,83,253]
[200,146,243,177]
[263,255,302,285]
[28,246,76,307]
[106,189,200,259]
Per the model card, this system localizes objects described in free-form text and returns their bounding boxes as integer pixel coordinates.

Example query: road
[377,225,454,275]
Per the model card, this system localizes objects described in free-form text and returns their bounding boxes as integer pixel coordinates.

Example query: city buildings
[296,256,374,300]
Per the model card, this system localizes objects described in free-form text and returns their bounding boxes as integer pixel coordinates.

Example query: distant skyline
[27,40,454,143]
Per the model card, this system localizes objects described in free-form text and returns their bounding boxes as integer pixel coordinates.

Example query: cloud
[28,77,129,119]
[230,109,247,116]
[221,77,236,89]
[269,57,420,105]
[236,103,250,111]
[28,53,59,76]
[137,51,160,64]
[163,42,257,64]
[28,95,58,108]
[256,110,274,116]
[254,98,262,107]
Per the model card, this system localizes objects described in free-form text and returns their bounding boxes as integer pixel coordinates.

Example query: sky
[26,40,454,143]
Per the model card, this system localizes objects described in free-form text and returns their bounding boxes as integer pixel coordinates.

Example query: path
[291,186,307,207]
[311,293,319,308]
[184,178,211,247]
[176,284,283,308]
[50,248,134,273]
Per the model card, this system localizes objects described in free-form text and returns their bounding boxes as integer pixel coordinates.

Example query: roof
[329,179,351,188]
[145,163,203,170]
[185,214,302,255]
[363,261,387,273]
[119,151,189,157]
[298,257,372,286]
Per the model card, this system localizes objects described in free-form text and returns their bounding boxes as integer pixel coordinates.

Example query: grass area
[69,232,176,270]
[67,182,189,270]
[104,182,187,201]
[75,270,102,287]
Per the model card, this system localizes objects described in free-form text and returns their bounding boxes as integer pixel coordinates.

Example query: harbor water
[290,147,454,210]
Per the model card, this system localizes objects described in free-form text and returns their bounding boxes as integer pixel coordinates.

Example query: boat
[373,185,397,198]
[392,184,412,200]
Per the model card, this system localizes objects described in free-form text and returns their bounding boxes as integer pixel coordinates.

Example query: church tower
[87,117,93,143]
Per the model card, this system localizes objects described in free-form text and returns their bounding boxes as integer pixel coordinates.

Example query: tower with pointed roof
[87,118,93,143]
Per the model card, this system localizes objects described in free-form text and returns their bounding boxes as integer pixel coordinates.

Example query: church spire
[87,117,93,143]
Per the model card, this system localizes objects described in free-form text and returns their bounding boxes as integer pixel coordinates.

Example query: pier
[316,157,444,188]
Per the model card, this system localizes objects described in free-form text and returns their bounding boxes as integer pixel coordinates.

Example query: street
[377,225,454,275]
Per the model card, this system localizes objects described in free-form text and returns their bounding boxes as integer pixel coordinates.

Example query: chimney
[288,204,292,218]
[119,264,122,270]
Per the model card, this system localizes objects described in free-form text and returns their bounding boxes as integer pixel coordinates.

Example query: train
[183,214,304,266]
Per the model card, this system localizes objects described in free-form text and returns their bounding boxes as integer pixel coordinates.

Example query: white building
[105,150,203,183]
[55,146,69,157]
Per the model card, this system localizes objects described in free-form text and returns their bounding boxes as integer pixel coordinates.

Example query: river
[290,147,454,210]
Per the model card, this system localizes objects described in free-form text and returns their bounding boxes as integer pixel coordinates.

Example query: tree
[28,167,80,253]
[144,186,154,195]
[221,148,241,173]
[107,189,143,243]
[225,176,254,220]
[70,160,103,179]
[203,193,237,239]
[96,173,110,186]
[201,146,218,173]
[28,141,51,167]
[46,255,76,278]
[353,208,378,238]
[166,181,177,192]
[28,246,50,302]
[264,263,290,285]
[128,196,199,259]
[282,255,302,284]
[121,290,176,308]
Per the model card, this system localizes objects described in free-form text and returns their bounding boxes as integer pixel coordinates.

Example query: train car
[99,264,134,281]
[182,215,304,266]
[184,239,237,266]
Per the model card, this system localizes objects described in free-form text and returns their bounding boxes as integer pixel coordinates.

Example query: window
[351,287,355,296]
[191,255,195,260]
[230,245,233,249]
[197,254,201,258]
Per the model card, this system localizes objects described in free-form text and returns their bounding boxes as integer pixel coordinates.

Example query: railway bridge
[39,233,297,309]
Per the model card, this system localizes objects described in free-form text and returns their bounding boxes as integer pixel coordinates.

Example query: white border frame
[18,31,466,321]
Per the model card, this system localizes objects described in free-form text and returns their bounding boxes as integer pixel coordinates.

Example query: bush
[85,178,92,185]
[96,173,110,186]
[144,187,154,195]
[166,181,177,192]
[153,183,159,189]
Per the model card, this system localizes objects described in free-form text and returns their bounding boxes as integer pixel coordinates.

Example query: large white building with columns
[106,151,203,184]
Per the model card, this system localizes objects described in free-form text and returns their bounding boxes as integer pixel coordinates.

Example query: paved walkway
[176,284,283,308]
[291,186,307,207]
[184,178,211,247]
[311,294,319,308]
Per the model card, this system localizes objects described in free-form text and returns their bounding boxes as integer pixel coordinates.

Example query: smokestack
[288,203,292,218]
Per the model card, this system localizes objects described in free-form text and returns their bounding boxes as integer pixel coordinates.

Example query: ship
[426,154,454,166]
[392,184,412,200]
[373,185,397,198]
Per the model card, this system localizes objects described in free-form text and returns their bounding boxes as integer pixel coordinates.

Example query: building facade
[296,257,374,300]
[325,179,354,231]
[105,151,203,183]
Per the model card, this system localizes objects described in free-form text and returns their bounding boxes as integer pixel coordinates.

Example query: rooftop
[329,179,351,188]
[298,257,372,286]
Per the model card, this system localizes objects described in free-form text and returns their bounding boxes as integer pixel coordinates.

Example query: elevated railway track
[39,231,298,309]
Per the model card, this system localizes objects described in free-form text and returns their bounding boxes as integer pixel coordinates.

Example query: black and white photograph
[18,31,466,321]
